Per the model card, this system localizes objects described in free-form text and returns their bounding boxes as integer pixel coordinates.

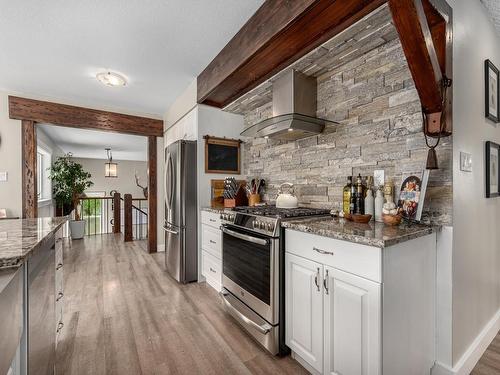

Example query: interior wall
[72,157,149,198]
[450,0,500,365]
[0,91,22,218]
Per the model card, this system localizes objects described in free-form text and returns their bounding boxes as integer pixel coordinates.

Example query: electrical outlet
[374,169,385,187]
[460,152,472,172]
[0,171,7,182]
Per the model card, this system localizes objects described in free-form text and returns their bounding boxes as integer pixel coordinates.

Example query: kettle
[276,183,299,209]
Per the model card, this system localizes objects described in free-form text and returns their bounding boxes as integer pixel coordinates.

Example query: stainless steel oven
[220,224,280,354]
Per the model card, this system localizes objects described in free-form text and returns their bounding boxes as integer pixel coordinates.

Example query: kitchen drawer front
[202,250,222,292]
[201,211,221,229]
[285,229,382,283]
[202,224,222,259]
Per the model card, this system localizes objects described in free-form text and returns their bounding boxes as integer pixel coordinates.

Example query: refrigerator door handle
[164,151,171,210]
[163,225,179,235]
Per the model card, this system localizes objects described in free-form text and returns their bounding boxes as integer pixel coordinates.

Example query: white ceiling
[481,0,500,34]
[0,0,264,116]
[38,124,148,161]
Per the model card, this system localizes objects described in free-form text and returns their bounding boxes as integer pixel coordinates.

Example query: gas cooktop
[233,206,331,219]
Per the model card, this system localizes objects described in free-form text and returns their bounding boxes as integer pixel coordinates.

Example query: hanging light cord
[422,76,452,150]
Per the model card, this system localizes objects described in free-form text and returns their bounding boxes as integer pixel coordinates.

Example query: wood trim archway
[10,96,163,253]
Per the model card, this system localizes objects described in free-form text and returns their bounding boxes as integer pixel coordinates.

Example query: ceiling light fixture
[104,148,118,177]
[96,71,127,87]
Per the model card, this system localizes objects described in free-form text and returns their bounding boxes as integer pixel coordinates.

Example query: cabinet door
[285,253,324,373]
[324,267,381,375]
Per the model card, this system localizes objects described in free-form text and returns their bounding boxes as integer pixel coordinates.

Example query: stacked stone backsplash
[241,37,452,225]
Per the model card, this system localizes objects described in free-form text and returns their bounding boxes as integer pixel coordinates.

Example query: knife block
[224,187,248,208]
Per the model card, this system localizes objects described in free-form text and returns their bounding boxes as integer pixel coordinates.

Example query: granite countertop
[0,217,68,269]
[201,207,232,214]
[281,217,435,248]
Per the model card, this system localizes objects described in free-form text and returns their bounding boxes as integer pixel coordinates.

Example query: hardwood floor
[56,234,308,375]
[472,331,500,374]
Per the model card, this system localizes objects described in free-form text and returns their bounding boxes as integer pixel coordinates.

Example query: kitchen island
[0,217,67,375]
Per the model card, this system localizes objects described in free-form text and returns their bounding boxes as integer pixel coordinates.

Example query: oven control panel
[223,213,277,237]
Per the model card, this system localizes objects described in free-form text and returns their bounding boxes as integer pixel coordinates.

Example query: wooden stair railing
[123,195,148,242]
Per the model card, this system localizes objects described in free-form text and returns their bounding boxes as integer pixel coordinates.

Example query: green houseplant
[49,153,93,239]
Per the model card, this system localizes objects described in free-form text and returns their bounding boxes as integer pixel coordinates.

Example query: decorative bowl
[382,213,402,226]
[351,214,372,223]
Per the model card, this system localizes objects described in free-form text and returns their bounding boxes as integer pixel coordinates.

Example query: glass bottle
[343,176,352,215]
[355,174,364,214]
[350,177,356,214]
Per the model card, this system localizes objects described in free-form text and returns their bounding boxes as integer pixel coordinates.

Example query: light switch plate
[460,152,472,172]
[0,171,7,182]
[374,169,385,187]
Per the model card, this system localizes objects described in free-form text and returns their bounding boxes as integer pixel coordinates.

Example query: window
[37,146,52,202]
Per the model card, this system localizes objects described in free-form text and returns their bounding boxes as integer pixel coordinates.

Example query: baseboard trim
[157,244,165,252]
[432,308,500,375]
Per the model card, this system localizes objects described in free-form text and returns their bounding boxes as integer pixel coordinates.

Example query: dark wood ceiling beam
[197,0,387,108]
[389,0,444,113]
[9,96,163,137]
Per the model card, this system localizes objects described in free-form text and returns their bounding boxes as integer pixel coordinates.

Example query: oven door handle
[220,291,272,334]
[221,226,269,246]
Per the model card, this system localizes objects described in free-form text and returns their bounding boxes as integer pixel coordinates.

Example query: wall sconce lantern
[105,148,118,178]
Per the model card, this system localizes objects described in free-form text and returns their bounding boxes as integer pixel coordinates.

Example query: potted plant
[49,153,93,239]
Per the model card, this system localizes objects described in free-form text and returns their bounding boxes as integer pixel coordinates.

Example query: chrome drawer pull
[209,240,216,244]
[56,292,64,302]
[209,267,216,273]
[313,247,334,256]
[314,268,320,292]
[56,263,63,270]
[209,218,216,222]
[323,270,329,295]
[57,322,64,333]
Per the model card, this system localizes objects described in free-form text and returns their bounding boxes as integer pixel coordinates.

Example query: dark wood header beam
[9,96,163,137]
[197,0,386,108]
[389,0,445,114]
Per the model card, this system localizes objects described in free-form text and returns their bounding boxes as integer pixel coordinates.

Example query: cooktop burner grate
[233,206,331,219]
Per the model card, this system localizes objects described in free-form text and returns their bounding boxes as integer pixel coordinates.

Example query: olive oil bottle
[342,176,352,214]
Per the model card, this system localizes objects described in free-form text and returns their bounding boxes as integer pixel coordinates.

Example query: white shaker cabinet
[324,267,381,375]
[201,211,222,292]
[285,253,324,373]
[285,228,436,375]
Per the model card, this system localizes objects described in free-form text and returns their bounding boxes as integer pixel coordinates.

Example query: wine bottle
[355,174,364,214]
[350,176,356,214]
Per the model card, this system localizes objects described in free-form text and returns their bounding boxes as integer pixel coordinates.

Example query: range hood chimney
[241,70,335,141]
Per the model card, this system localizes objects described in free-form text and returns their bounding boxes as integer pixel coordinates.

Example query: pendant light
[105,148,118,178]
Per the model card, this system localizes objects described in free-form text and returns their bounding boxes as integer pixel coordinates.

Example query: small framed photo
[486,141,500,198]
[485,60,500,122]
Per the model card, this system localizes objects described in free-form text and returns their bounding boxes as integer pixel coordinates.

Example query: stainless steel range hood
[241,70,336,141]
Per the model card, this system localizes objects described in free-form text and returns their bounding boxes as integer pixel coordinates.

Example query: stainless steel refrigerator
[164,140,197,283]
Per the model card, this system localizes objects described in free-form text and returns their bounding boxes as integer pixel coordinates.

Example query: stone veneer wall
[242,38,452,225]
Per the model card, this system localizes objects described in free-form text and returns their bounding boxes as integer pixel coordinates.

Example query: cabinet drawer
[202,224,221,259]
[201,211,221,229]
[285,229,382,283]
[202,250,222,292]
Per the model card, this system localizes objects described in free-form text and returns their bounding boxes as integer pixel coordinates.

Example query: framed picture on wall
[204,135,241,174]
[485,60,500,122]
[486,141,500,198]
